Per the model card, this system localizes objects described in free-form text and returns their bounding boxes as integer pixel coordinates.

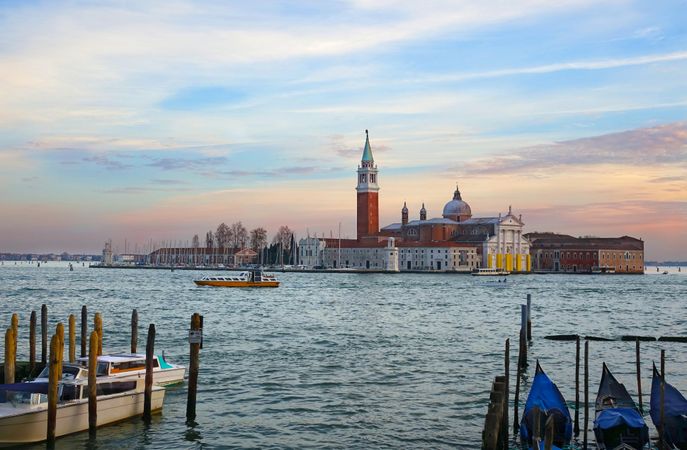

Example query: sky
[0,0,686,259]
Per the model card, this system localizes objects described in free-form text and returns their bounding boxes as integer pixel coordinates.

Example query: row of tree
[190,222,295,253]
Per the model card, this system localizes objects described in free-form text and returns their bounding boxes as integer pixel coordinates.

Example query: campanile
[356,130,379,239]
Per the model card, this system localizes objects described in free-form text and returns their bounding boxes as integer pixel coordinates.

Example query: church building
[299,131,530,272]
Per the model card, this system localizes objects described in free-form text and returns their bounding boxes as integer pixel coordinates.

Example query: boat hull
[194,280,279,287]
[0,388,165,445]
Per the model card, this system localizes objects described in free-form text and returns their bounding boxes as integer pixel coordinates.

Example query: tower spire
[361,129,374,164]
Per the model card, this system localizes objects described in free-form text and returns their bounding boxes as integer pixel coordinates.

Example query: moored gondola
[520,361,572,450]
[651,363,687,449]
[594,363,649,449]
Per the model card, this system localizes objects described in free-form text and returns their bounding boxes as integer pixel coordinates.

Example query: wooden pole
[88,331,98,435]
[503,339,509,449]
[131,309,138,354]
[55,323,64,380]
[583,340,589,450]
[519,305,527,368]
[41,304,48,364]
[29,311,36,376]
[186,312,201,423]
[143,324,155,422]
[659,349,665,450]
[47,334,60,445]
[574,336,580,436]
[635,338,642,413]
[81,305,87,357]
[4,328,16,384]
[544,414,554,450]
[513,346,522,434]
[10,313,18,342]
[94,313,103,356]
[69,314,76,363]
[526,294,532,341]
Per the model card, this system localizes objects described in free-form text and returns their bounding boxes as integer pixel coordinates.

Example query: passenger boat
[471,268,510,277]
[520,362,572,450]
[0,378,165,445]
[650,363,687,449]
[32,353,185,387]
[594,363,649,449]
[194,269,279,287]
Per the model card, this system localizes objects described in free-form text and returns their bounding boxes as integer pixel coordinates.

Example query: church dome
[442,186,472,221]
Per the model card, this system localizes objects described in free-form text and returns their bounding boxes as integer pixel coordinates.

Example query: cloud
[205,165,345,178]
[101,186,193,194]
[147,156,228,170]
[151,178,187,185]
[329,134,392,159]
[82,154,133,171]
[453,122,687,175]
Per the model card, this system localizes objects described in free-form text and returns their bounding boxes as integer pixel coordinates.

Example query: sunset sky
[1,1,686,259]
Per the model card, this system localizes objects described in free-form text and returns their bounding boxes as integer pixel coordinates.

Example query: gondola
[651,363,687,449]
[520,362,572,450]
[594,363,649,449]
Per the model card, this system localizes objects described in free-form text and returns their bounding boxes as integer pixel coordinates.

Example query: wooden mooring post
[635,338,642,413]
[482,376,507,450]
[41,304,48,364]
[503,339,509,449]
[574,336,580,436]
[583,339,589,450]
[526,294,532,341]
[94,313,103,356]
[131,309,138,354]
[47,332,62,445]
[659,349,666,449]
[4,327,16,385]
[69,314,76,363]
[519,304,528,369]
[29,311,37,375]
[88,331,98,435]
[81,305,87,357]
[143,324,155,422]
[186,312,202,423]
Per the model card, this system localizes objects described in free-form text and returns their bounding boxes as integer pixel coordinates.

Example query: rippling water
[1,262,686,449]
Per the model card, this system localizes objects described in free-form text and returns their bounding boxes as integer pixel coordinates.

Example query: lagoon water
[1,262,686,449]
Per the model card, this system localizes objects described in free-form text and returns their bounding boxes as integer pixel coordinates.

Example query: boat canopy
[520,364,572,445]
[594,408,646,430]
[0,382,50,394]
[650,365,687,423]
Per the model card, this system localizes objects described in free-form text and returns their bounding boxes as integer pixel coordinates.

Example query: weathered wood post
[143,324,155,422]
[519,305,528,369]
[81,305,87,357]
[583,340,589,450]
[94,313,103,356]
[659,349,666,449]
[56,323,64,380]
[11,313,18,343]
[88,331,98,435]
[544,415,554,450]
[47,333,61,445]
[4,328,16,384]
[635,338,642,413]
[69,314,76,363]
[186,313,202,423]
[131,309,138,354]
[503,339,509,449]
[513,348,522,434]
[30,311,37,375]
[526,294,532,341]
[41,304,48,364]
[574,336,580,436]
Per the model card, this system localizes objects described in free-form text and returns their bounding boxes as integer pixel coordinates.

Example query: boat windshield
[36,364,82,380]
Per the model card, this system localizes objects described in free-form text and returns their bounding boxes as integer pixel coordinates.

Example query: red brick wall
[357,192,379,239]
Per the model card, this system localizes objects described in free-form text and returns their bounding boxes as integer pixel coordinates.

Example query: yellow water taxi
[193,269,280,287]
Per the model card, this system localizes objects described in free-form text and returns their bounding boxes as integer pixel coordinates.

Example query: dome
[442,186,472,221]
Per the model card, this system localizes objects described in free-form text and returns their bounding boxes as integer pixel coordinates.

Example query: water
[0,262,686,449]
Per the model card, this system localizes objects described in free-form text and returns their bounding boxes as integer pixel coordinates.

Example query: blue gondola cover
[594,407,646,430]
[520,367,573,445]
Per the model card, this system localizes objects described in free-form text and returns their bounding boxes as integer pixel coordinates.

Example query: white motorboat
[471,268,510,277]
[0,378,165,445]
[34,353,185,387]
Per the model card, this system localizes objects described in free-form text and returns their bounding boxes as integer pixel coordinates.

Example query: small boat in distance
[650,363,687,449]
[471,267,510,277]
[194,269,279,287]
[520,362,572,450]
[593,363,649,449]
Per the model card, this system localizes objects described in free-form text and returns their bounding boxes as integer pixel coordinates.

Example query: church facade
[298,131,530,272]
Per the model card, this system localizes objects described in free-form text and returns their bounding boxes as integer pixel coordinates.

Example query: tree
[205,231,214,249]
[216,223,230,248]
[231,221,248,248]
[272,225,293,251]
[192,234,200,248]
[249,227,267,252]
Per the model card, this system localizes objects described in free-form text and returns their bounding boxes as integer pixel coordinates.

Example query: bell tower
[356,130,379,239]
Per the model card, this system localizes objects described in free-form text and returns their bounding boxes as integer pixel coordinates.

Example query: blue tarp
[594,408,646,430]
[0,382,49,394]
[520,368,573,444]
[650,371,687,424]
